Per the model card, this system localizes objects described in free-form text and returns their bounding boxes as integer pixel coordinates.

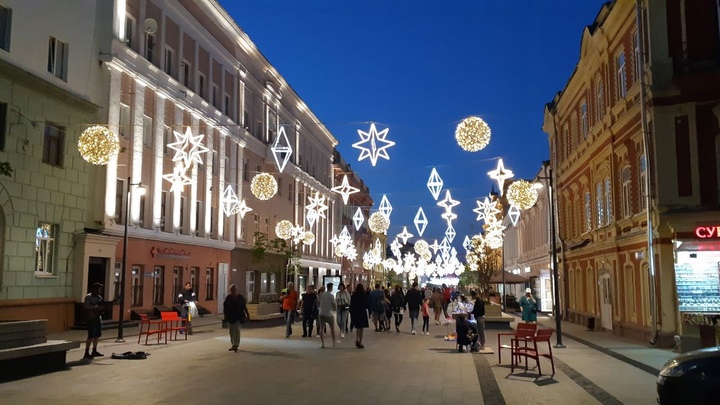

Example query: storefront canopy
[489,271,529,284]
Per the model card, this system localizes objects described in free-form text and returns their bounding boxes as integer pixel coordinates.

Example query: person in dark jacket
[223,284,250,352]
[299,285,318,338]
[404,282,423,335]
[350,284,369,348]
[455,313,478,353]
[470,290,486,350]
[178,282,197,334]
[390,285,406,333]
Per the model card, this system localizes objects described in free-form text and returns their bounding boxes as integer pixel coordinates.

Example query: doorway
[599,273,613,330]
[85,257,111,320]
[217,263,229,313]
[246,271,255,303]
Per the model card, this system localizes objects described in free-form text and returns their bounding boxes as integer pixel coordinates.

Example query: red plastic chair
[511,328,556,375]
[161,311,187,341]
[497,323,537,364]
[137,313,167,345]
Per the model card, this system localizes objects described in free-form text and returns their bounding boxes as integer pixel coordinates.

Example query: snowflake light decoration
[488,159,514,196]
[331,175,360,205]
[167,127,209,169]
[353,207,364,231]
[427,168,443,200]
[474,196,501,223]
[414,207,428,237]
[352,123,395,166]
[379,195,393,219]
[270,126,293,173]
[397,227,414,244]
[221,185,240,217]
[305,192,328,224]
[162,165,192,192]
[455,116,491,152]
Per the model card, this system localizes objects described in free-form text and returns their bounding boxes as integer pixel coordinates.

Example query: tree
[250,232,300,301]
[461,235,501,302]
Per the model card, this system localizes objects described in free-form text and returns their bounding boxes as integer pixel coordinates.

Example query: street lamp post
[541,161,565,348]
[116,176,144,342]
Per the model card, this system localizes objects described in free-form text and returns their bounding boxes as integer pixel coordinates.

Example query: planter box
[247,303,282,320]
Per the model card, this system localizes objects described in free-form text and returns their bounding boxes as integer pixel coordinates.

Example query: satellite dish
[143,18,158,34]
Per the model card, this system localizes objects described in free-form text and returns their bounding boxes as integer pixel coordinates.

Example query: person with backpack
[404,282,423,335]
[223,284,250,352]
[368,283,386,332]
[390,284,406,333]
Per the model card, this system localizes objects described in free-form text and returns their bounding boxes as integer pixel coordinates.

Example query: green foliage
[0,161,13,177]
[250,232,300,275]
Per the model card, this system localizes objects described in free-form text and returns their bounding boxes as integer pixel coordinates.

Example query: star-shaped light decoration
[445,224,456,243]
[390,238,402,257]
[352,123,395,166]
[353,207,364,231]
[397,227,414,245]
[234,199,253,218]
[427,168,443,200]
[331,175,360,205]
[414,208,428,237]
[440,211,457,227]
[508,205,521,226]
[474,196,501,223]
[167,127,210,169]
[329,234,341,247]
[304,192,328,226]
[379,195,393,219]
[429,239,441,254]
[436,190,460,214]
[162,165,193,192]
[221,185,240,217]
[487,158,514,196]
[270,126,293,173]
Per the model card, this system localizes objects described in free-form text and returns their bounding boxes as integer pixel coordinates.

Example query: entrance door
[85,257,110,321]
[217,263,229,313]
[599,274,613,330]
[246,271,255,303]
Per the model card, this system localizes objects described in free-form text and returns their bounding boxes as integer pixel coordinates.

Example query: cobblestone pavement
[0,314,674,405]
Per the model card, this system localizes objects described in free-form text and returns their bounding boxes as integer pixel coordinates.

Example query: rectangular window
[243,110,250,130]
[197,73,205,99]
[0,102,7,150]
[0,5,12,52]
[622,167,632,218]
[288,182,293,201]
[164,46,174,77]
[260,272,268,294]
[173,266,183,298]
[604,177,612,224]
[212,84,219,108]
[243,159,249,181]
[633,31,641,81]
[195,200,202,236]
[224,156,230,182]
[190,267,200,298]
[131,265,144,307]
[142,115,152,146]
[153,266,165,305]
[639,154,648,211]
[180,196,186,232]
[42,122,64,167]
[224,93,230,117]
[163,125,171,155]
[115,179,124,223]
[241,218,247,242]
[277,178,283,197]
[675,116,692,197]
[616,52,627,99]
[35,223,56,274]
[596,182,604,227]
[145,33,155,63]
[595,81,604,121]
[119,104,131,138]
[564,125,570,159]
[47,36,68,81]
[584,191,592,231]
[181,60,191,88]
[124,15,134,47]
[209,206,215,236]
[581,102,588,140]
[205,268,214,300]
[138,193,146,225]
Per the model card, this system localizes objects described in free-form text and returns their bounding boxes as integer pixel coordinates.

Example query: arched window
[616,51,627,99]
[584,191,592,232]
[595,182,604,227]
[604,177,613,224]
[621,166,632,217]
[595,79,605,121]
[639,154,647,211]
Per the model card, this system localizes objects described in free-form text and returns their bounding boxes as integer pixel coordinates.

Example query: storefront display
[675,250,720,313]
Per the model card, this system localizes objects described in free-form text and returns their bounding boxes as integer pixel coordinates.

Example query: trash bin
[587,316,595,331]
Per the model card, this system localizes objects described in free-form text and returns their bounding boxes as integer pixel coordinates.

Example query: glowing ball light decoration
[368,212,390,234]
[414,239,430,256]
[506,180,539,211]
[455,116,491,152]
[250,173,278,200]
[275,220,294,239]
[301,231,315,246]
[78,126,120,165]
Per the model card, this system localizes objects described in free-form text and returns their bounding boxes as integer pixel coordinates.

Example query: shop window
[153,266,165,305]
[131,265,143,307]
[34,223,56,274]
[190,267,200,297]
[173,266,183,298]
[270,272,277,294]
[261,272,268,294]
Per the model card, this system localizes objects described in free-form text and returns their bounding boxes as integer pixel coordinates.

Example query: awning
[489,271,529,284]
[296,258,342,270]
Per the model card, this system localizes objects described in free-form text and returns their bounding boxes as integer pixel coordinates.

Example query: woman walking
[335,283,351,338]
[390,285,405,333]
[223,284,250,352]
[432,287,443,324]
[520,288,538,324]
[350,284,369,348]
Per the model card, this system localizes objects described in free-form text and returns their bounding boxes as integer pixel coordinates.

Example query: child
[421,298,431,335]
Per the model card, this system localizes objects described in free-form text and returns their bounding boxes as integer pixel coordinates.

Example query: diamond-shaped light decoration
[427,168,443,200]
[445,224,456,243]
[270,126,293,173]
[352,123,395,166]
[462,235,472,252]
[397,226,414,245]
[221,185,240,217]
[339,226,352,244]
[508,205,521,226]
[488,158,514,196]
[353,207,364,231]
[414,207,428,237]
[331,175,360,205]
[439,237,451,255]
[379,195,393,219]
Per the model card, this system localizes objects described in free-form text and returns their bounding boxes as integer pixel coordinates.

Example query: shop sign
[695,226,720,238]
[681,313,719,326]
[150,247,191,260]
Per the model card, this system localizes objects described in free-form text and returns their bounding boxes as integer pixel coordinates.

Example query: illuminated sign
[695,226,720,238]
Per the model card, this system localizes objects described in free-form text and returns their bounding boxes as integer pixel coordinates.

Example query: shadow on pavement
[236,349,302,359]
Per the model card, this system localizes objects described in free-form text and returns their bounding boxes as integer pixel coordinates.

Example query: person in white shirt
[317,283,337,348]
[335,283,351,338]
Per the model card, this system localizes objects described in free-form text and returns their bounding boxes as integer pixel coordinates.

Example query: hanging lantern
[506,180,539,210]
[455,116,491,152]
[368,212,390,234]
[275,220,294,239]
[78,126,120,165]
[250,173,278,200]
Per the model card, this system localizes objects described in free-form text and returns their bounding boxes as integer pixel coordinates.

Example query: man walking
[405,282,423,335]
[317,283,337,348]
[368,283,385,332]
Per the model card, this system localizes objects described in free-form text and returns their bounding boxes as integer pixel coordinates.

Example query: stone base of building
[0,298,76,333]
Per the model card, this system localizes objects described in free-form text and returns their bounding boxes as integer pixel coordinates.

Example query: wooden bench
[0,320,79,381]
[246,302,283,321]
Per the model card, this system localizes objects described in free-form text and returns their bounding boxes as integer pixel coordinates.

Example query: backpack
[374,299,386,314]
[111,351,149,360]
